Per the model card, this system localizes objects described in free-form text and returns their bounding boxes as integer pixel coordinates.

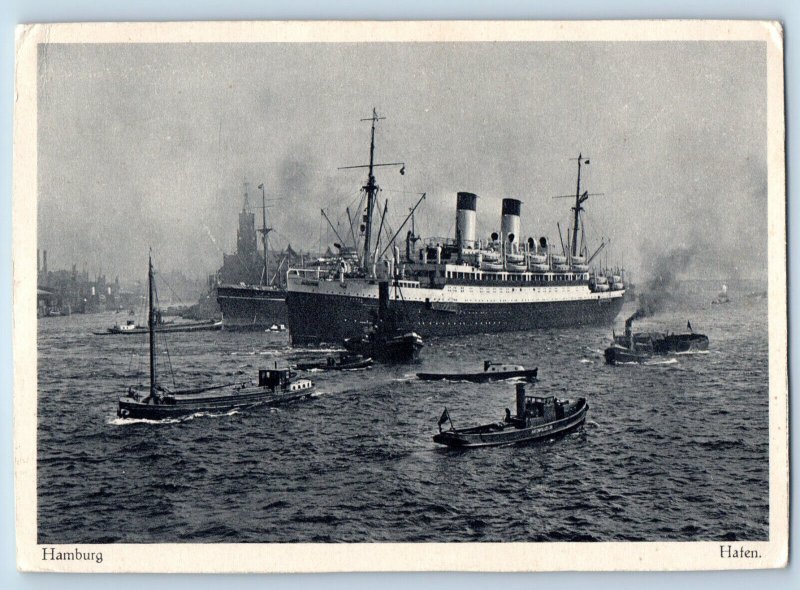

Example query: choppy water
[37,281,769,543]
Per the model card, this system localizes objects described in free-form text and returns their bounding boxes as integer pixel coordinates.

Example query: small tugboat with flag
[117,254,315,420]
[417,361,538,383]
[604,315,709,365]
[433,382,588,448]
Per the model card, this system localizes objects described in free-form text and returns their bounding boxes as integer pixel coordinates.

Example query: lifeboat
[506,252,525,264]
[550,254,567,265]
[552,263,570,273]
[571,263,589,272]
[530,263,549,272]
[528,253,547,265]
[611,281,625,290]
[506,261,527,273]
[482,249,501,263]
[592,283,610,292]
[481,260,504,271]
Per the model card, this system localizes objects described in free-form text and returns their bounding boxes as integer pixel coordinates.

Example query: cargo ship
[285,110,626,345]
[216,184,288,329]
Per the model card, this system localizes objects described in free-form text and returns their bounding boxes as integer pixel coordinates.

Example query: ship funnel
[516,383,527,419]
[456,192,478,248]
[501,199,522,250]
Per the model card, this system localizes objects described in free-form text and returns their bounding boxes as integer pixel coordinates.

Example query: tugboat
[117,254,315,420]
[294,353,373,371]
[417,360,538,383]
[343,282,423,363]
[433,383,588,448]
[604,315,709,365]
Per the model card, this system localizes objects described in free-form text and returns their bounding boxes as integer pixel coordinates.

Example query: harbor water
[37,280,769,543]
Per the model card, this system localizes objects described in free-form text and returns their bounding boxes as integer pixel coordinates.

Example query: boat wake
[643,358,679,366]
[108,408,241,426]
[580,359,594,364]
[392,375,416,382]
[674,350,710,355]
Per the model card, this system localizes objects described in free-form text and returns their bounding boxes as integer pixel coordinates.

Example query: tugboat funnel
[516,383,527,419]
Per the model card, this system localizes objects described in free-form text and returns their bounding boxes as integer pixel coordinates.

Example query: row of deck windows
[446,271,583,282]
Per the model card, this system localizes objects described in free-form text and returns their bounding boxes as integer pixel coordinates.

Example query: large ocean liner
[286,110,626,344]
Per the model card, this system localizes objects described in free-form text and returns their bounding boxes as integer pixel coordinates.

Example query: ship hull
[216,285,287,330]
[287,289,625,344]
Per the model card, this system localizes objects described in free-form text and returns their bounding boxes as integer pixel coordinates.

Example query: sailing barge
[287,110,625,344]
[433,383,588,448]
[117,255,314,420]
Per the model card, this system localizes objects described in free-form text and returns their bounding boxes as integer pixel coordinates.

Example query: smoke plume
[626,247,694,329]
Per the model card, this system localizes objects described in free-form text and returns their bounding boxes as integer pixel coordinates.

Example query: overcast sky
[37,41,767,281]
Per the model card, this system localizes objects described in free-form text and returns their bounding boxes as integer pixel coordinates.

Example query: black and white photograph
[12,20,787,572]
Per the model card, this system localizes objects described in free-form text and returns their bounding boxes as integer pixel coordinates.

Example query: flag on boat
[687,320,693,332]
[438,408,451,429]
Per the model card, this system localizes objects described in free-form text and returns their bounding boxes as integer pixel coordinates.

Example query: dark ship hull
[216,284,287,330]
[287,290,625,344]
[417,367,538,382]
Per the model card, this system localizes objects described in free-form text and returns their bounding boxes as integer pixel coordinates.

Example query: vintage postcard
[13,21,787,572]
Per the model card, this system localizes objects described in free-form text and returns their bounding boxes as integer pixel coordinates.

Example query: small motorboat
[417,361,538,383]
[433,383,588,448]
[294,353,373,371]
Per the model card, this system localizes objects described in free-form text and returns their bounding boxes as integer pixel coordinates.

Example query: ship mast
[571,154,589,258]
[338,109,405,274]
[148,252,157,399]
[362,109,381,269]
[258,183,272,286]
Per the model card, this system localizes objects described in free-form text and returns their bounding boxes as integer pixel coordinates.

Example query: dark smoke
[626,247,694,330]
